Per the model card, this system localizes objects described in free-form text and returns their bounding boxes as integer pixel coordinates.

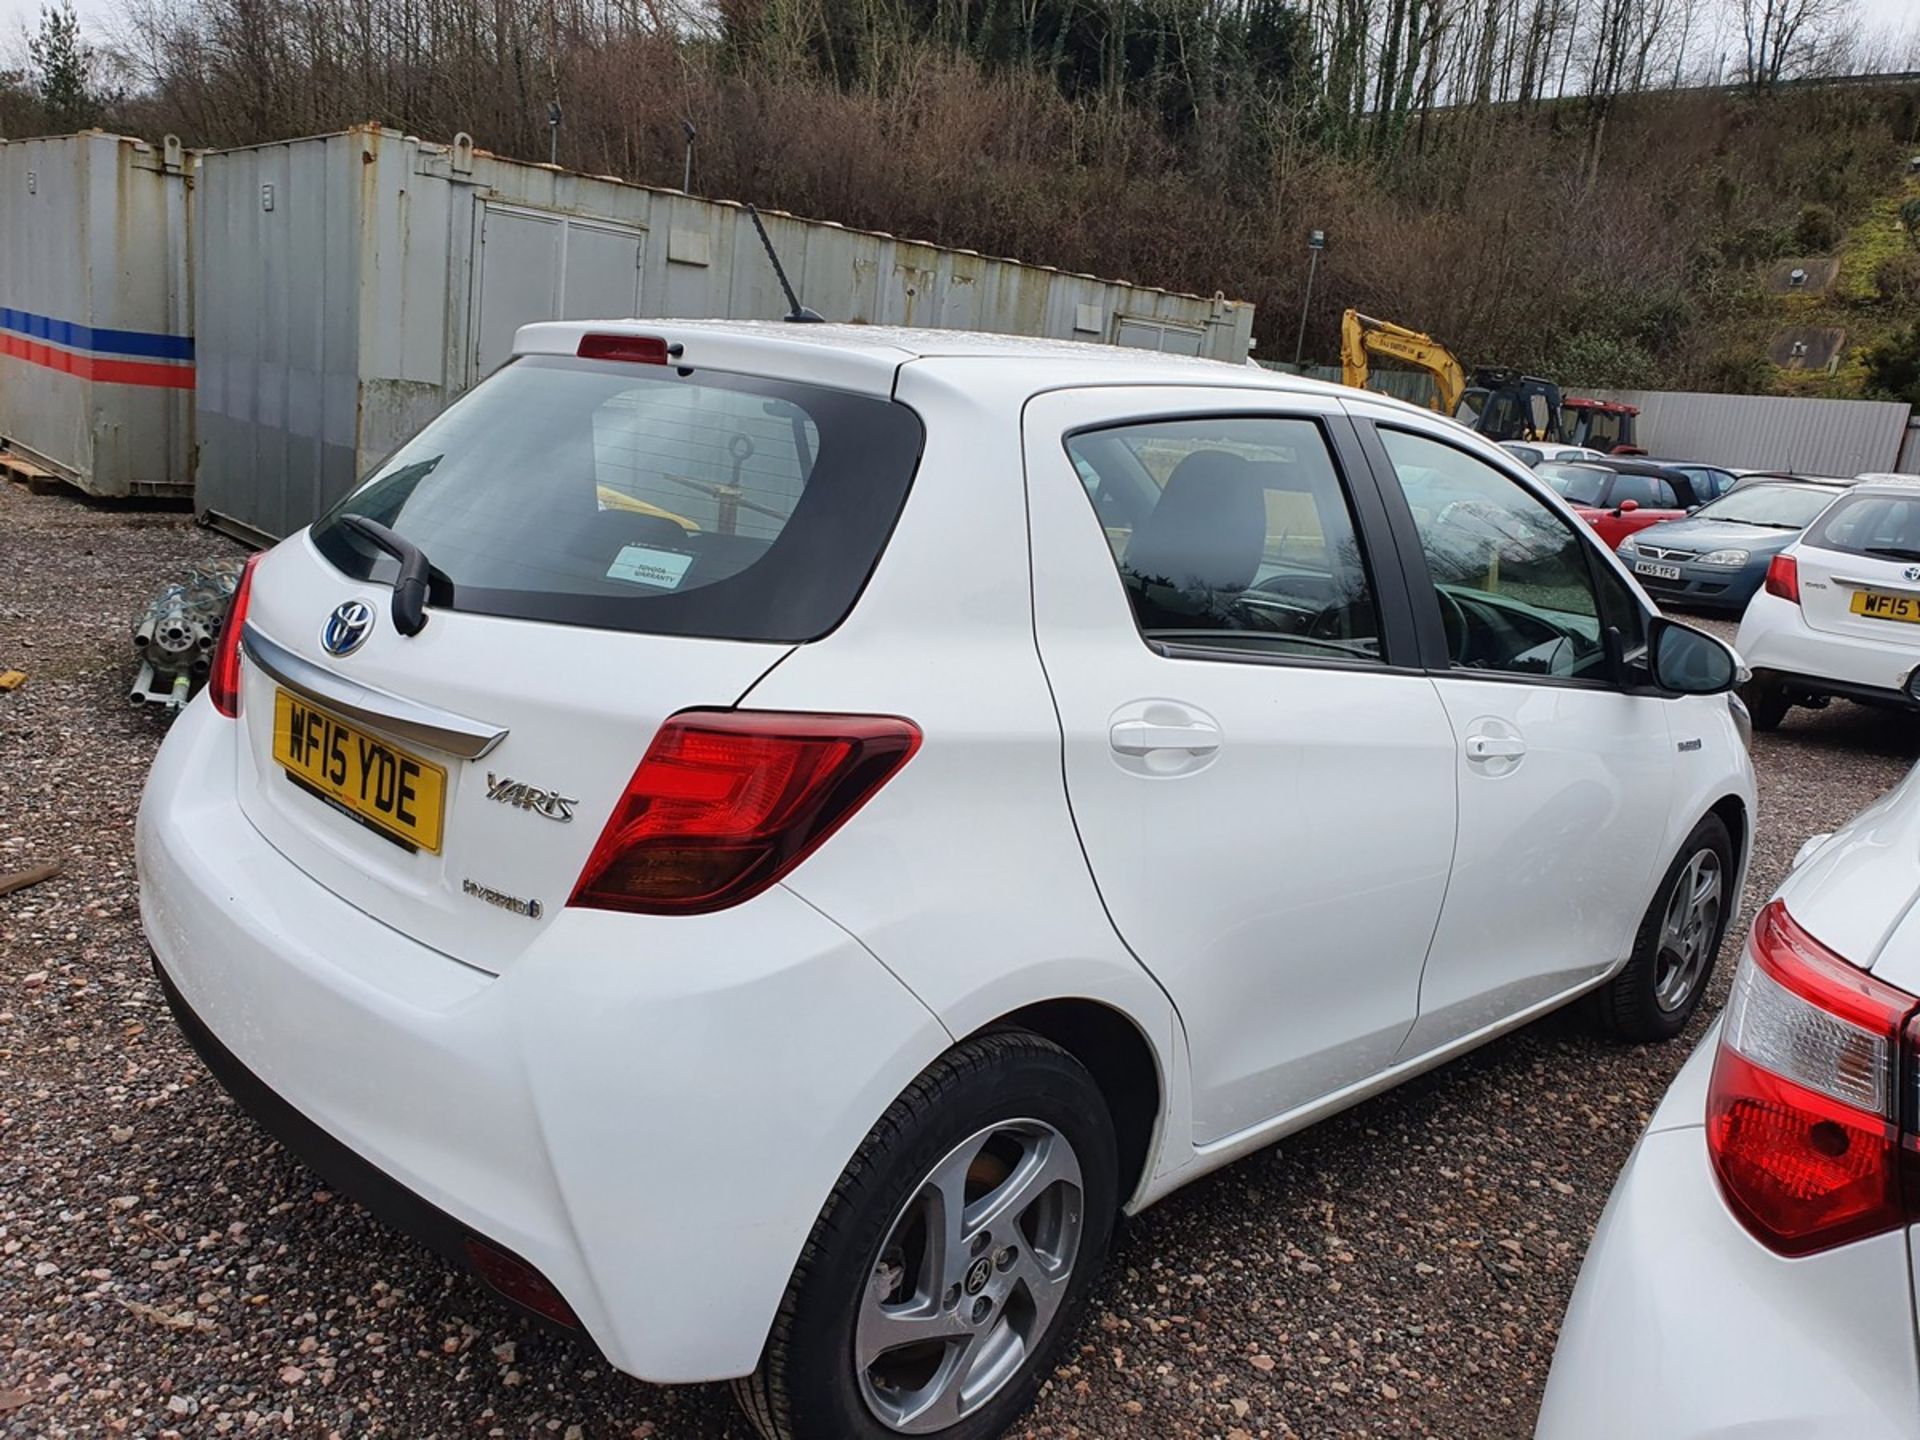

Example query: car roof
[1582,456,1680,476]
[1838,476,1920,499]
[1733,469,1856,485]
[1722,476,1846,492]
[510,318,1368,403]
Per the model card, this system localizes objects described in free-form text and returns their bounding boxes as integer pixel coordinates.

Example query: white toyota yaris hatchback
[139,321,1755,1440]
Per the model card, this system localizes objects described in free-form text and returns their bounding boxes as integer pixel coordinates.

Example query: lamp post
[548,102,562,165]
[681,119,697,194]
[1293,229,1325,368]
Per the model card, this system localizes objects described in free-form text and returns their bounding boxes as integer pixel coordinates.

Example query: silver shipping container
[193,125,1257,541]
[0,131,195,498]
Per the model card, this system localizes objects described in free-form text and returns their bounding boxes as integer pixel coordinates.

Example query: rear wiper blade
[339,514,442,636]
[1863,546,1920,562]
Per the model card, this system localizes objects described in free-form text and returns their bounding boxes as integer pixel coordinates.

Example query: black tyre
[1589,814,1735,1042]
[1742,678,1790,732]
[735,1031,1118,1440]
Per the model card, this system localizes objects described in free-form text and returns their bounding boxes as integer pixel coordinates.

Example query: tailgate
[1794,545,1920,643]
[1794,490,1920,642]
[234,537,785,974]
[224,336,924,973]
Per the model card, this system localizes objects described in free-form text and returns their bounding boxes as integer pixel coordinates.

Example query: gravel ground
[3,480,1916,1440]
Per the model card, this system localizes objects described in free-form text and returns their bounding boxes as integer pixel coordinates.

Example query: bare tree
[1735,0,1847,90]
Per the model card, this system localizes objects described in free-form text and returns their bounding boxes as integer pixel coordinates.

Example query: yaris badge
[322,600,375,657]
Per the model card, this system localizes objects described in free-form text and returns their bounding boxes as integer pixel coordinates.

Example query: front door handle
[1110,719,1222,755]
[1465,734,1526,762]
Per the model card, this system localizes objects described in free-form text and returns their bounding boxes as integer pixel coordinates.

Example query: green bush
[1876,252,1920,307]
[1551,333,1660,390]
[1699,348,1774,395]
[1863,323,1920,406]
[1796,202,1841,253]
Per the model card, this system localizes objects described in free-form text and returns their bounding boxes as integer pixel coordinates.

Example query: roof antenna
[746,204,824,323]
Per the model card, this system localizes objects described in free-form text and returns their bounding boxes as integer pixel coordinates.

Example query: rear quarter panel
[742,359,1188,1196]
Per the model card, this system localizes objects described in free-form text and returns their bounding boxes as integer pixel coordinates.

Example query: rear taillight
[1707,900,1918,1254]
[1763,553,1800,603]
[570,710,921,915]
[207,552,263,719]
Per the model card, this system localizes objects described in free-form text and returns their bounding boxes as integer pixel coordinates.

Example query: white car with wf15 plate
[1737,475,1920,728]
[138,319,1755,1440]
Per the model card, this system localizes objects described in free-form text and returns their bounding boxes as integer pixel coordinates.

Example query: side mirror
[1649,617,1738,695]
[1616,498,1639,515]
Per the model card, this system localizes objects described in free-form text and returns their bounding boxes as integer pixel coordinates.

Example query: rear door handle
[1110,719,1222,755]
[1465,735,1526,761]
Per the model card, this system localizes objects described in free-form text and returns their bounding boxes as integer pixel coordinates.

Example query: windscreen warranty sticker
[606,544,694,590]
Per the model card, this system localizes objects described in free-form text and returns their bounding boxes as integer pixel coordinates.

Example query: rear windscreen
[311,356,925,642]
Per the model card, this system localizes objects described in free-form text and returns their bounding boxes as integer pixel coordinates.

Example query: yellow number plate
[272,690,447,852]
[1850,590,1920,625]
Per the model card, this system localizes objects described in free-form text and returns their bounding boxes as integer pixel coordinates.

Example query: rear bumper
[1538,1024,1920,1439]
[1752,669,1920,710]
[152,950,587,1341]
[1737,592,1920,699]
[137,697,953,1382]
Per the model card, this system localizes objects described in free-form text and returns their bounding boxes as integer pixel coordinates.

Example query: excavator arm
[1339,310,1468,417]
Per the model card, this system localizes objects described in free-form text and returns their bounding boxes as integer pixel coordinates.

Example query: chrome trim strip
[241,621,508,760]
[1830,574,1920,595]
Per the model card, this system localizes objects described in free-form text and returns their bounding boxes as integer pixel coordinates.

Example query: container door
[472,204,645,382]
[559,220,646,321]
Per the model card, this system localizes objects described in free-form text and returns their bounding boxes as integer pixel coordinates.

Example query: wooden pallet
[0,452,70,495]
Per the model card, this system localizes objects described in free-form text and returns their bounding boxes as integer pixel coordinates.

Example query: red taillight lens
[207,552,263,718]
[1764,553,1800,603]
[570,710,921,915]
[1707,901,1917,1254]
[577,333,670,364]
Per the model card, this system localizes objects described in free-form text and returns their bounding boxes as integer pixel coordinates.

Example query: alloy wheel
[1654,847,1723,1013]
[855,1119,1086,1433]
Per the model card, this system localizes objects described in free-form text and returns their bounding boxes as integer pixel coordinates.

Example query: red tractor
[1559,396,1644,455]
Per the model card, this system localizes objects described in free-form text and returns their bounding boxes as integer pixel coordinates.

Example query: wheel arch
[1707,792,1748,873]
[970,998,1165,1211]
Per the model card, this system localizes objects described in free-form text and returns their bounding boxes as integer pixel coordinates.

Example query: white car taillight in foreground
[1708,900,1919,1255]
[208,552,263,719]
[570,710,921,916]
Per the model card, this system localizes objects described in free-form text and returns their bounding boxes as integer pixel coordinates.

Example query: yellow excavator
[1340,310,1564,444]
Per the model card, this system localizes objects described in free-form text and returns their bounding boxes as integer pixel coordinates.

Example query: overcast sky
[2,0,1916,64]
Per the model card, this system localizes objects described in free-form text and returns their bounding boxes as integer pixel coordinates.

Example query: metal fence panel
[1584,389,1912,476]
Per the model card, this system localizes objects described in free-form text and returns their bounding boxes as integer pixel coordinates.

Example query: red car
[1535,461,1703,548]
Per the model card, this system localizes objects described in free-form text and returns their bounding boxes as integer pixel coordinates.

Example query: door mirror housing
[1616,498,1639,515]
[1648,617,1739,695]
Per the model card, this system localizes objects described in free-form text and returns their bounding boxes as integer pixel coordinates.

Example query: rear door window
[312,356,923,642]
[1607,473,1679,509]
[1066,416,1384,665]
